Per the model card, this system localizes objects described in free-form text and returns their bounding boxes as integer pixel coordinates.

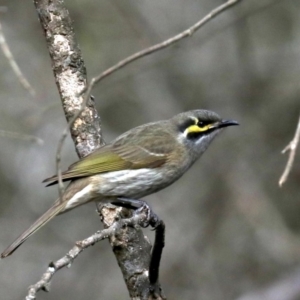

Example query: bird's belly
[92,168,176,199]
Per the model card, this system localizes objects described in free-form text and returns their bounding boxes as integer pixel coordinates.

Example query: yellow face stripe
[182,117,217,137]
[184,124,213,135]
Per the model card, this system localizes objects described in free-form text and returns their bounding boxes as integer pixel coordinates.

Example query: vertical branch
[33,0,103,158]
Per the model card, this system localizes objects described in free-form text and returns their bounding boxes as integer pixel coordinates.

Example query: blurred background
[0,0,300,299]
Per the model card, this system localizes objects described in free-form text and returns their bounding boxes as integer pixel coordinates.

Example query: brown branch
[279,114,300,187]
[0,20,35,96]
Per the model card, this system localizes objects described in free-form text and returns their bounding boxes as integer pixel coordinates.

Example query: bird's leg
[112,197,160,229]
[112,197,165,285]
[111,197,142,210]
[149,219,165,285]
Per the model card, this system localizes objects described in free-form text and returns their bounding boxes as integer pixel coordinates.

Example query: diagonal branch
[0,20,35,96]
[25,206,155,300]
[81,0,242,110]
[279,114,300,187]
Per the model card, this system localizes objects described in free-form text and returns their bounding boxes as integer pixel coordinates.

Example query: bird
[1,110,238,258]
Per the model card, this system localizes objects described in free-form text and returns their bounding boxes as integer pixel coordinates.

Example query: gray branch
[26,206,161,300]
[33,0,103,158]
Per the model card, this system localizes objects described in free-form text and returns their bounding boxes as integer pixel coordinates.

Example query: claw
[133,203,161,229]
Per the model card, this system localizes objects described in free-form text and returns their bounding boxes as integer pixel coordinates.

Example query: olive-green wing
[43,127,174,186]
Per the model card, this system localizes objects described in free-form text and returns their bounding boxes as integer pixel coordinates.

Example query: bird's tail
[1,202,65,258]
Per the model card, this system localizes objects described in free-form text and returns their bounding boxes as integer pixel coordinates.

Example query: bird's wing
[43,126,174,186]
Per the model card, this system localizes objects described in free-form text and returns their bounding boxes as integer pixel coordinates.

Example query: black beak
[218,119,239,129]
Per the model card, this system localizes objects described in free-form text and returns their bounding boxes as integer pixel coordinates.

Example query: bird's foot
[134,202,161,229]
[112,197,161,229]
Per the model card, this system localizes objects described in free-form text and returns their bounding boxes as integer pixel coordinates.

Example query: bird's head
[171,110,238,157]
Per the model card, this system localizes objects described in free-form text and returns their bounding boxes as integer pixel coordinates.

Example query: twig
[0,129,43,145]
[0,20,35,96]
[279,115,300,187]
[55,94,100,202]
[55,102,87,202]
[81,0,242,102]
[25,207,157,300]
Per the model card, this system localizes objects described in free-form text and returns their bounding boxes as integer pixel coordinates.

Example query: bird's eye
[198,121,205,128]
